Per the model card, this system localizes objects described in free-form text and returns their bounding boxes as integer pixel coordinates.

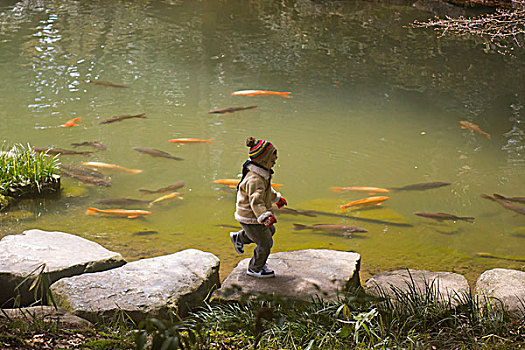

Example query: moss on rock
[0,194,10,212]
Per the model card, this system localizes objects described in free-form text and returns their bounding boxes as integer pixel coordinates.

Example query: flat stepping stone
[0,229,126,307]
[51,249,220,323]
[364,269,469,305]
[0,306,92,329]
[216,249,361,301]
[475,268,525,318]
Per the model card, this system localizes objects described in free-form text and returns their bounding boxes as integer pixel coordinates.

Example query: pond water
[1,0,524,283]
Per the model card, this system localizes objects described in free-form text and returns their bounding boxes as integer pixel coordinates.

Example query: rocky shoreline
[1,229,524,325]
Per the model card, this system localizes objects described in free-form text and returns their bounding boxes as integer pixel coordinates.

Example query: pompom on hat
[246,137,275,162]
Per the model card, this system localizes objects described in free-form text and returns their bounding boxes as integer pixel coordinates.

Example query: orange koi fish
[213,179,239,186]
[459,121,491,140]
[231,90,291,98]
[82,161,142,174]
[168,138,214,144]
[340,196,389,210]
[85,207,151,218]
[214,179,282,190]
[330,186,390,194]
[61,117,81,127]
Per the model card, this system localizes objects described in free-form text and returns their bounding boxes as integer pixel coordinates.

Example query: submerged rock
[62,184,89,197]
[475,268,525,318]
[0,229,126,307]
[216,249,361,301]
[511,226,525,237]
[51,249,220,323]
[364,269,469,306]
[0,209,34,222]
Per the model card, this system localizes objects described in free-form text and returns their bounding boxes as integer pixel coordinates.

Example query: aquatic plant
[0,142,60,198]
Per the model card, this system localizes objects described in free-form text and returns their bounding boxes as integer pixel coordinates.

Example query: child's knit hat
[246,137,275,163]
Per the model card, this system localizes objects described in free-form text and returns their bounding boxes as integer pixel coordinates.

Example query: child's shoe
[230,232,244,254]
[247,266,275,278]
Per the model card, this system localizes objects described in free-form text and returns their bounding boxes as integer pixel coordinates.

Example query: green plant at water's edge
[172,284,525,350]
[1,265,135,349]
[1,263,58,311]
[0,142,60,197]
[135,318,206,350]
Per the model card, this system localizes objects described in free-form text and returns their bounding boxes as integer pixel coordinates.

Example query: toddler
[229,137,287,278]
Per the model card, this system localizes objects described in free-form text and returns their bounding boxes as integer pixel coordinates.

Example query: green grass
[0,142,60,197]
[178,284,525,349]
[82,338,129,349]
[1,266,135,349]
[3,261,524,349]
[3,284,524,349]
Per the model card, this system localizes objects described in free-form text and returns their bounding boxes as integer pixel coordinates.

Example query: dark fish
[132,147,183,161]
[71,141,107,150]
[59,164,106,179]
[61,171,111,187]
[277,207,317,217]
[219,186,237,194]
[309,210,413,227]
[133,230,159,236]
[476,252,525,263]
[87,80,128,88]
[95,198,150,206]
[414,212,474,223]
[33,147,93,156]
[390,182,451,191]
[99,113,146,125]
[493,193,525,204]
[481,194,525,216]
[216,224,242,229]
[139,181,185,194]
[208,106,258,114]
[292,223,368,234]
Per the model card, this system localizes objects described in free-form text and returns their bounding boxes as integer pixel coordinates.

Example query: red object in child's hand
[276,197,287,209]
[264,215,277,227]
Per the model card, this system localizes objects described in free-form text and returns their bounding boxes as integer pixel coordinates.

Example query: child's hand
[264,215,277,227]
[276,197,287,209]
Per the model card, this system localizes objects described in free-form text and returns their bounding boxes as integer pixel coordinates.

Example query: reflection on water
[502,99,524,175]
[0,0,524,282]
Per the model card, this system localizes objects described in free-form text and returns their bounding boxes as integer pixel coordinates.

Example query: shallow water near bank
[1,0,524,284]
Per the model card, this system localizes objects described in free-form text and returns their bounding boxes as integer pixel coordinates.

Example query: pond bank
[1,229,523,321]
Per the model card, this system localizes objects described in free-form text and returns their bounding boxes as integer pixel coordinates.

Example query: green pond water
[1,0,524,283]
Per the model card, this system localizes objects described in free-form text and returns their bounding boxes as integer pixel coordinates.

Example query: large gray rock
[0,306,92,329]
[51,249,220,323]
[0,229,126,307]
[364,269,469,305]
[216,249,361,301]
[475,268,525,318]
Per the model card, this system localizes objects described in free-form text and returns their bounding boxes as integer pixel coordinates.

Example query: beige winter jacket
[235,163,281,224]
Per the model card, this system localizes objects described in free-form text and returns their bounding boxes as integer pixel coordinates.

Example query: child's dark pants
[237,223,276,271]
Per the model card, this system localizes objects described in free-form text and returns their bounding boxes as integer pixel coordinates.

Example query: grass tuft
[0,142,60,197]
[178,282,525,349]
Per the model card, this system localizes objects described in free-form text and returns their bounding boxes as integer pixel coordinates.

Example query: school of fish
[36,80,523,252]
